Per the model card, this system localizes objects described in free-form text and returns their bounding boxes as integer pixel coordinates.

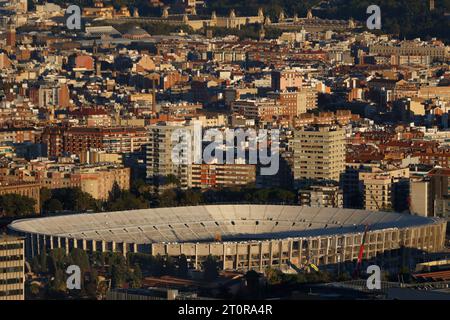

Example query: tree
[39,252,48,273]
[157,189,177,207]
[203,255,219,282]
[164,174,180,187]
[29,283,40,298]
[164,256,177,276]
[111,264,127,288]
[265,268,283,285]
[48,249,67,274]
[131,179,153,199]
[84,269,98,299]
[46,199,63,214]
[0,194,36,217]
[177,189,202,206]
[40,188,52,211]
[106,191,149,211]
[50,188,100,212]
[108,181,122,203]
[150,254,165,277]
[129,264,143,289]
[178,255,189,278]
[244,270,261,298]
[49,268,67,295]
[69,248,90,273]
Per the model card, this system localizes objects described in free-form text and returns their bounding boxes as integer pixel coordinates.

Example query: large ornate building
[159,7,356,32]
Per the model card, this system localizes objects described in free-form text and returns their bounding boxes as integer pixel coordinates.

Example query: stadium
[8,205,447,272]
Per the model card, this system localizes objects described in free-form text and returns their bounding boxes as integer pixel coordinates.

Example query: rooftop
[9,205,438,244]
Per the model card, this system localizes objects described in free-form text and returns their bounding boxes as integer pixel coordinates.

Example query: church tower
[259,25,265,41]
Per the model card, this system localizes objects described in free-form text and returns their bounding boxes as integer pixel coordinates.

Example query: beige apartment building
[299,185,343,208]
[359,168,410,212]
[410,168,450,218]
[0,236,24,300]
[293,125,346,183]
[146,123,198,189]
[77,166,130,200]
[410,178,432,217]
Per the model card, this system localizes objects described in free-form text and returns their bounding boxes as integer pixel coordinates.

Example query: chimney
[152,78,157,114]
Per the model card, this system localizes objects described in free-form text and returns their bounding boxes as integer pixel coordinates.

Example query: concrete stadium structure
[8,205,447,272]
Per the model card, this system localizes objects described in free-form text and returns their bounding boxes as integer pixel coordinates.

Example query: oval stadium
[8,205,447,272]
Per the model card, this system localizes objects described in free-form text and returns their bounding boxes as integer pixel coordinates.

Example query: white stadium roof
[9,205,437,244]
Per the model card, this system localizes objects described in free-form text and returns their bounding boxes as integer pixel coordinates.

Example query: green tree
[111,263,127,288]
[48,248,67,274]
[0,194,36,216]
[129,264,143,289]
[49,268,67,294]
[203,255,219,282]
[69,248,90,272]
[178,255,189,278]
[29,283,40,298]
[244,270,261,298]
[265,268,283,285]
[46,199,63,213]
[108,181,122,203]
[51,188,100,212]
[106,191,149,211]
[151,254,165,277]
[157,189,178,207]
[40,187,52,211]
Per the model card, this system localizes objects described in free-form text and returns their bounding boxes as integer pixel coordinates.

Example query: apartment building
[410,178,433,217]
[38,83,70,108]
[293,125,346,184]
[17,162,130,201]
[41,126,65,158]
[341,164,378,209]
[231,99,280,121]
[267,89,317,118]
[146,123,197,188]
[190,164,256,189]
[411,168,450,218]
[299,185,343,208]
[64,127,148,157]
[76,166,130,200]
[0,236,24,300]
[271,69,303,92]
[359,168,410,212]
[0,128,37,144]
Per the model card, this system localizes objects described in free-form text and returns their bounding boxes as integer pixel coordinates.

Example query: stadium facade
[8,205,447,272]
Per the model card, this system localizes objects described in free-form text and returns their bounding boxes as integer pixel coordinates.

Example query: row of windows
[0,267,23,273]
[0,289,23,297]
[0,243,23,251]
[0,278,23,285]
[0,255,23,262]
